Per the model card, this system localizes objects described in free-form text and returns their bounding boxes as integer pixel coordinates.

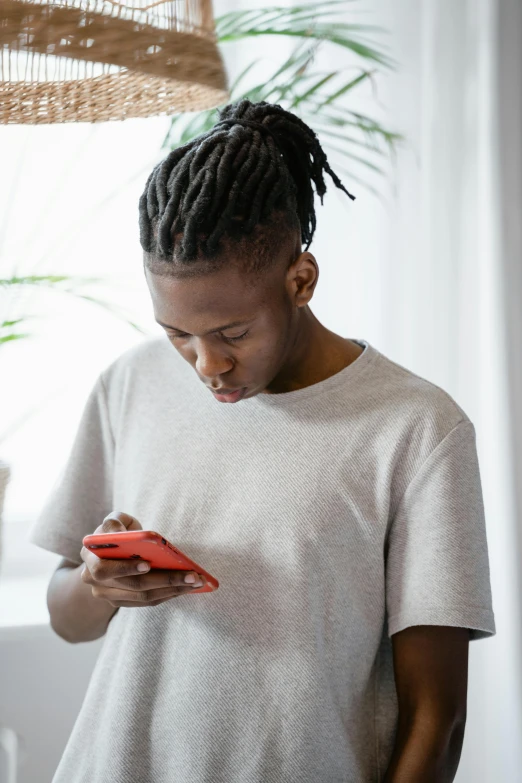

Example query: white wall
[0,626,102,783]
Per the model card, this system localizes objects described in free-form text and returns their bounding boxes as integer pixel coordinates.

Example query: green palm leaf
[163,1,402,196]
[0,333,31,345]
[0,274,148,350]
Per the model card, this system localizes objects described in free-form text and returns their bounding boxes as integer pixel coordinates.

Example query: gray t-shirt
[29,336,496,783]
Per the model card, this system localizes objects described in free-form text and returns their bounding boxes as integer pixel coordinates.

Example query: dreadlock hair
[139,99,355,280]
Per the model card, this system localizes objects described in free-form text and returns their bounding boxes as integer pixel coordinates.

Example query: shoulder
[98,336,182,387]
[365,348,475,515]
[95,336,192,409]
[101,335,171,377]
[369,348,472,438]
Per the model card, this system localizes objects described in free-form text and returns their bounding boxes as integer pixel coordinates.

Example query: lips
[210,387,247,403]
[211,388,239,395]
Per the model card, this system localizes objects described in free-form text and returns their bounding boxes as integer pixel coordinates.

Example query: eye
[166,330,249,343]
[222,330,249,343]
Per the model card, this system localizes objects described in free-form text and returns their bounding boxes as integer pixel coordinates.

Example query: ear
[286,251,319,307]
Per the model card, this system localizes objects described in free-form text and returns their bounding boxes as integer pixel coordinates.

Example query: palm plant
[0,0,400,446]
[163,1,402,196]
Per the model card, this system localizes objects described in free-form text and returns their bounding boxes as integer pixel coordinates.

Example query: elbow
[49,614,78,644]
[399,706,467,750]
[452,710,466,732]
[449,712,467,750]
[46,581,77,643]
[46,581,93,644]
[46,567,113,644]
[48,611,106,644]
[442,705,467,740]
[47,595,81,643]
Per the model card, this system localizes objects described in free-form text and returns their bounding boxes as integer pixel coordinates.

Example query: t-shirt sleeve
[28,373,115,565]
[385,420,496,641]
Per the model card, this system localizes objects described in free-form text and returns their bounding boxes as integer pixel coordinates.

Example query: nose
[194,339,233,381]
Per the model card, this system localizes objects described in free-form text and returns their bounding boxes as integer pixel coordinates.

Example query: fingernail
[137,562,150,572]
[184,572,196,583]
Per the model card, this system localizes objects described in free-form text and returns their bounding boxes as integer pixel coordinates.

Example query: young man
[30,99,496,782]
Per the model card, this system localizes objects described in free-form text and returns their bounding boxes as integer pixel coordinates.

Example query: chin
[242,385,262,399]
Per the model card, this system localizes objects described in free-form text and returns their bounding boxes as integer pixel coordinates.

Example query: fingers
[81,560,205,592]
[81,510,146,582]
[80,552,151,584]
[91,584,196,606]
[115,569,204,592]
[92,511,143,536]
[82,562,206,607]
[103,511,142,531]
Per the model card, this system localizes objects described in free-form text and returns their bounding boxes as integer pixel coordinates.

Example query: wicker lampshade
[0,0,229,124]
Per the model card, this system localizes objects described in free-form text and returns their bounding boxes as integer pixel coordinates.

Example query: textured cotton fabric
[30,336,496,783]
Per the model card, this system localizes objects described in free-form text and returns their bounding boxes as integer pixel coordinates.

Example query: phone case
[82,530,219,593]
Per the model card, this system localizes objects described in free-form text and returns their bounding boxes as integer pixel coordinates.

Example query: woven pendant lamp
[0,0,229,124]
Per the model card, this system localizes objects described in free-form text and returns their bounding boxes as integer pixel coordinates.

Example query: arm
[47,512,204,644]
[47,557,119,644]
[383,625,469,783]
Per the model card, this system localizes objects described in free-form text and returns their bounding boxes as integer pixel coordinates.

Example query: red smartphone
[82,530,219,593]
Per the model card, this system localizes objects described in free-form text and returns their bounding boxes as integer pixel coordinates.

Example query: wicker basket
[0,0,229,123]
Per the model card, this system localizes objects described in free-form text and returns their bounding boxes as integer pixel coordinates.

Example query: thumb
[95,510,143,534]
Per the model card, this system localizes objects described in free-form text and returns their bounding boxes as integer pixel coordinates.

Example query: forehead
[145,261,283,329]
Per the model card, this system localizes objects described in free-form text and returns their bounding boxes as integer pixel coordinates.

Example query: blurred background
[1,0,521,780]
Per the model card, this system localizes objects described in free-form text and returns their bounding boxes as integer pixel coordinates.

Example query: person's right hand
[80,511,205,608]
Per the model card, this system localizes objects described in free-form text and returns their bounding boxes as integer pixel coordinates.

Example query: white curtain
[304,0,522,783]
[310,0,522,778]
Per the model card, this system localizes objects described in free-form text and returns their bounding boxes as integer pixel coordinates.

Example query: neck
[263,305,361,394]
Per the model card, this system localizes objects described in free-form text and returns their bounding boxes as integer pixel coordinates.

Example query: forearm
[47,565,119,644]
[383,712,466,783]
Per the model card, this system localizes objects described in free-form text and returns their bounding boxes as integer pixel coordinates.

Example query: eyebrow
[155,318,253,335]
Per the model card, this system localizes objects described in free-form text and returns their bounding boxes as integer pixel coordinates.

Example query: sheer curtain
[304,0,522,783]
[389,2,522,777]
[311,0,522,777]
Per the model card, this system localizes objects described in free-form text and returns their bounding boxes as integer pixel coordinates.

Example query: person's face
[144,240,318,403]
